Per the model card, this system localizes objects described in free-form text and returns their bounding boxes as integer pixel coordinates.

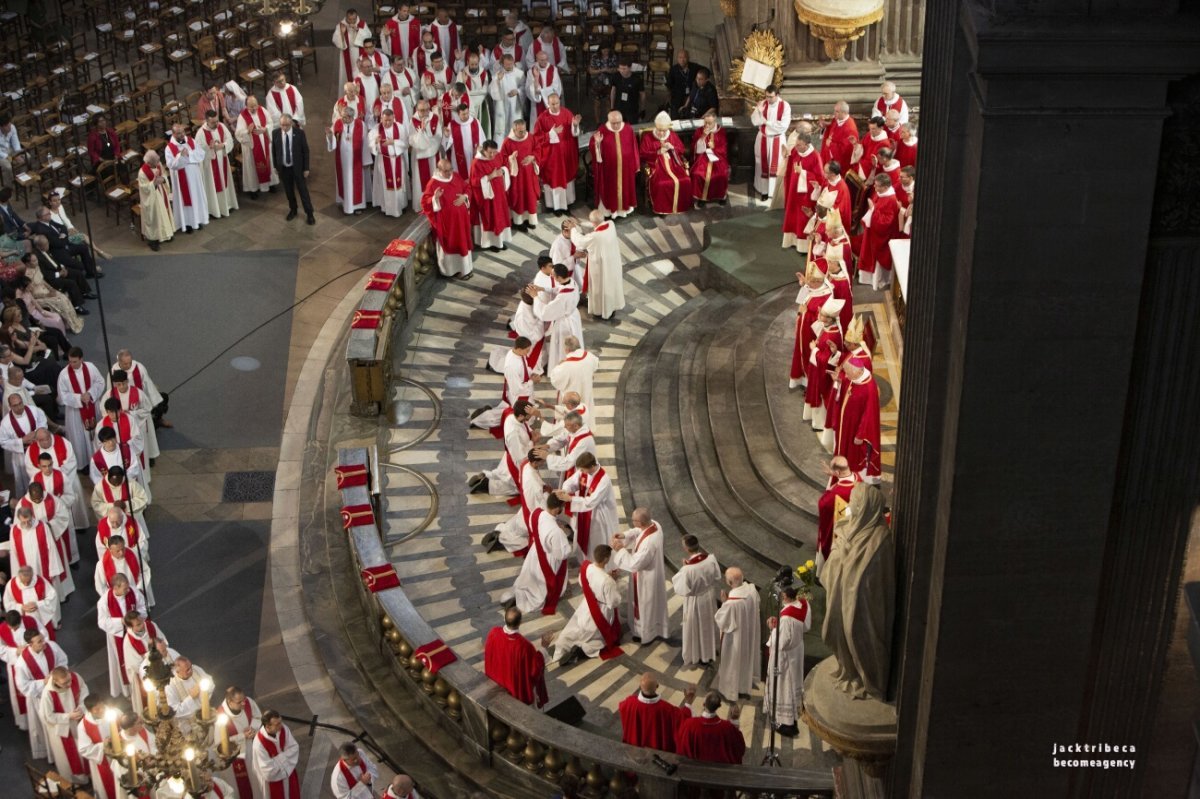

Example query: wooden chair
[97,159,133,224]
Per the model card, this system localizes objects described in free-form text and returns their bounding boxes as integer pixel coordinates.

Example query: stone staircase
[616,284,833,591]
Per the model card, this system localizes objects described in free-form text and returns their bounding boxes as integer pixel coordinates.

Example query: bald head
[562,336,580,352]
[725,567,744,587]
[588,209,604,225]
[632,508,651,527]
[562,391,582,408]
[831,456,850,475]
[391,775,415,794]
[639,672,659,697]
[504,607,522,629]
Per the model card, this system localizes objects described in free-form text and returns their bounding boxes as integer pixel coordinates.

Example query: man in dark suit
[0,187,27,239]
[28,205,97,277]
[272,114,315,225]
[666,50,705,118]
[30,234,90,311]
[680,69,720,119]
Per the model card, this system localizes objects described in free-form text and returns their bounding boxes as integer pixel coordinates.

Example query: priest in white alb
[0,392,45,496]
[490,54,525,138]
[38,666,90,784]
[0,610,48,733]
[610,508,669,645]
[102,369,158,464]
[165,656,213,733]
[406,99,442,208]
[235,96,279,197]
[9,506,66,594]
[671,534,721,666]
[528,265,583,372]
[266,72,306,126]
[332,9,371,88]
[484,447,546,556]
[218,685,263,799]
[550,544,623,665]
[541,410,596,486]
[253,711,301,799]
[763,585,812,737]
[502,494,570,616]
[549,336,599,408]
[164,122,208,232]
[199,110,239,218]
[471,338,537,431]
[469,399,537,496]
[96,573,145,697]
[555,451,618,562]
[714,567,761,701]
[370,107,409,216]
[15,628,69,759]
[331,743,380,799]
[122,614,170,715]
[4,565,60,632]
[327,106,373,214]
[550,219,582,292]
[571,210,624,320]
[96,533,154,608]
[26,428,88,530]
[76,695,116,799]
[58,350,103,464]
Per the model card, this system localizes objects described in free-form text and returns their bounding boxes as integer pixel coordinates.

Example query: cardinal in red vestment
[483,608,548,708]
[420,158,474,279]
[834,361,882,482]
[676,691,747,764]
[857,173,902,289]
[590,110,639,218]
[640,112,692,215]
[617,673,695,754]
[820,103,859,175]
[780,131,824,252]
[499,119,541,229]
[690,111,729,203]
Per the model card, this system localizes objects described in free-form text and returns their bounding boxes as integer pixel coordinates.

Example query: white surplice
[714,582,762,700]
[561,467,619,561]
[198,122,240,217]
[0,404,44,496]
[571,222,625,320]
[3,572,60,629]
[15,640,70,758]
[552,561,621,661]
[96,584,145,696]
[611,521,670,643]
[763,600,812,726]
[511,510,570,614]
[38,673,90,784]
[330,749,380,799]
[490,66,525,138]
[25,434,89,530]
[252,725,301,799]
[496,459,544,553]
[548,348,599,408]
[482,410,532,496]
[671,552,722,665]
[533,283,584,372]
[164,136,208,231]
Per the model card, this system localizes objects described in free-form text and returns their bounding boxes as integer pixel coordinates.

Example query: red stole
[32,468,66,497]
[339,19,366,78]
[81,716,117,798]
[684,552,709,566]
[337,758,368,789]
[100,477,132,508]
[631,523,658,621]
[21,642,55,679]
[224,700,257,799]
[257,728,300,799]
[141,163,170,205]
[431,19,459,57]
[580,561,622,659]
[528,509,566,615]
[98,515,140,550]
[101,547,138,588]
[759,100,785,178]
[493,44,522,64]
[533,37,562,67]
[8,406,34,437]
[240,108,272,184]
[21,494,57,524]
[375,96,407,126]
[48,673,86,775]
[99,411,134,446]
[106,589,137,683]
[533,66,557,114]
[67,365,96,425]
[376,122,404,191]
[781,601,810,623]
[13,521,60,579]
[92,443,132,477]
[126,621,158,659]
[448,118,478,175]
[29,435,70,470]
[574,467,605,559]
[2,617,38,713]
[270,86,298,117]
[386,16,421,59]
[562,430,593,486]
[333,118,366,205]
[202,124,230,192]
[515,461,536,554]
[165,137,194,206]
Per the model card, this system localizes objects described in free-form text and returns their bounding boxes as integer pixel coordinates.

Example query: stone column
[889,1,1200,797]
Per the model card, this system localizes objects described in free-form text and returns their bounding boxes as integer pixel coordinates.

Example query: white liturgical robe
[15,640,70,758]
[217,695,263,799]
[496,459,545,553]
[482,410,533,497]
[533,283,584,372]
[370,121,410,216]
[764,599,812,726]
[548,348,599,408]
[611,521,670,643]
[57,361,103,464]
[3,572,60,629]
[38,672,90,784]
[1,404,46,496]
[252,725,301,799]
[671,552,722,665]
[164,136,208,232]
[562,467,619,561]
[96,584,145,696]
[571,222,624,320]
[330,748,380,799]
[552,561,621,661]
[510,509,570,614]
[714,582,762,700]
[199,122,240,218]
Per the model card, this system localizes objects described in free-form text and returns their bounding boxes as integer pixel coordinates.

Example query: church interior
[0,0,1198,797]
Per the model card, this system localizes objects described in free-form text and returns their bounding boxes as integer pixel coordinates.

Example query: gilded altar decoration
[794,0,885,60]
[728,29,785,104]
[718,0,737,17]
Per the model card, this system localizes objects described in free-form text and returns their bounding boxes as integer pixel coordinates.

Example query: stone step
[730,288,830,498]
[676,297,791,588]
[762,300,840,482]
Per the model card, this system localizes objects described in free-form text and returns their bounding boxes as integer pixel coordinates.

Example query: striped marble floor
[381,202,847,769]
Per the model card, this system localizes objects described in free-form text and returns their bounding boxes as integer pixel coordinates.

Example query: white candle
[184,747,196,790]
[105,707,121,755]
[143,678,158,721]
[125,743,138,783]
[199,677,213,720]
[216,712,230,756]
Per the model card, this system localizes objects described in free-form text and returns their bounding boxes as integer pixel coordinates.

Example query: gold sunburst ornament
[729,28,785,104]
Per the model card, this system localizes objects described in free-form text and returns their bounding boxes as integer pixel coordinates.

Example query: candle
[216,712,230,756]
[184,747,196,790]
[199,677,213,720]
[105,707,121,755]
[143,679,158,721]
[126,743,138,783]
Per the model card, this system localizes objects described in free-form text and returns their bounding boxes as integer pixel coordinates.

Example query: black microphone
[652,754,677,775]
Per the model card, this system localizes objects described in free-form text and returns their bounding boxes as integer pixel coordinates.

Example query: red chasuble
[639,131,692,215]
[781,147,825,240]
[821,117,859,174]
[590,123,638,214]
[676,715,748,764]
[895,137,918,169]
[857,191,901,274]
[500,133,541,217]
[789,288,832,382]
[618,693,690,753]
[483,626,548,707]
[420,174,473,256]
[804,326,844,412]
[690,127,729,202]
[580,561,622,659]
[822,178,853,233]
[469,154,511,236]
[332,118,366,206]
[835,374,882,478]
[532,108,579,190]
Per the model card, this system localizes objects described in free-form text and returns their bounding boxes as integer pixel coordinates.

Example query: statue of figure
[821,482,895,700]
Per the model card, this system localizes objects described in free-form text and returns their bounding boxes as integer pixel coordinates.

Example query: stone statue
[821,482,895,700]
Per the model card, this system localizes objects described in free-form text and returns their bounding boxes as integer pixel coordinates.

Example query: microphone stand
[761,580,785,767]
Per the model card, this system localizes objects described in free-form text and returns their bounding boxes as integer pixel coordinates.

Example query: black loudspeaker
[544,696,586,726]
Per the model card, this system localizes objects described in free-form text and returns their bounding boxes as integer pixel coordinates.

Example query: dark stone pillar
[889,2,1200,796]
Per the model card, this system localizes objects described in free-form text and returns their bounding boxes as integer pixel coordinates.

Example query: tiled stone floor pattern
[380,195,901,771]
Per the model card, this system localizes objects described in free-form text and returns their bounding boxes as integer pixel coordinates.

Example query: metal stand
[761,576,790,768]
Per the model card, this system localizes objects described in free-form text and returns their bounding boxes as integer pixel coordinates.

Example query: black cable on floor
[164,260,375,395]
